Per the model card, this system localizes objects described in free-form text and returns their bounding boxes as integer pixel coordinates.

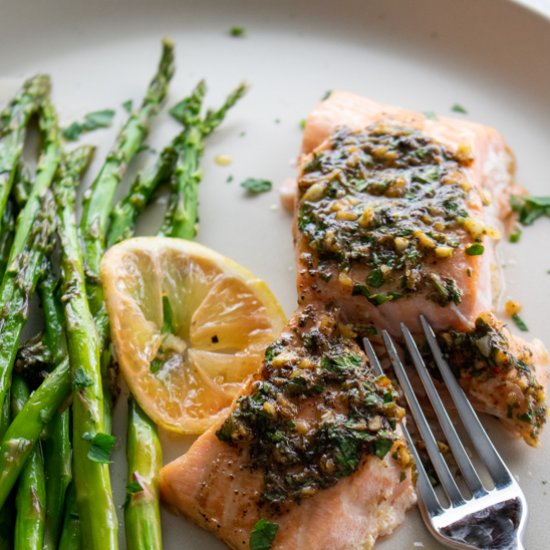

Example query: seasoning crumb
[215,154,232,166]
[413,543,425,548]
[504,300,521,317]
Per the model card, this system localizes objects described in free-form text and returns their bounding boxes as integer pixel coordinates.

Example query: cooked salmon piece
[294,91,547,444]
[161,306,416,550]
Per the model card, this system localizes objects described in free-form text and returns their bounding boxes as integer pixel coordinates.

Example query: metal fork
[362,315,527,550]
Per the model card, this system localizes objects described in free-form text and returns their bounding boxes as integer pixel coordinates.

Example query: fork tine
[401,421,444,518]
[382,330,466,506]
[401,323,487,498]
[362,337,443,516]
[362,337,384,376]
[420,316,512,488]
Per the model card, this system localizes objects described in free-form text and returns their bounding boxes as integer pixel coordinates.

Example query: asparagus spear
[0,75,50,224]
[58,483,81,550]
[38,270,72,550]
[11,375,46,550]
[0,358,71,509]
[80,38,174,335]
[0,200,15,280]
[159,81,247,237]
[106,145,177,247]
[0,184,57,429]
[124,398,162,550]
[56,146,118,549]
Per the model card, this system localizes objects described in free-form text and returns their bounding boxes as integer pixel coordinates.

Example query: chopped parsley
[423,111,438,120]
[451,103,468,114]
[72,368,93,391]
[509,227,522,243]
[465,243,484,256]
[511,195,550,226]
[122,99,133,113]
[229,26,246,37]
[321,90,332,101]
[62,109,115,141]
[82,432,116,463]
[299,118,306,130]
[123,479,144,509]
[250,518,278,550]
[226,175,234,184]
[512,313,529,332]
[241,178,272,195]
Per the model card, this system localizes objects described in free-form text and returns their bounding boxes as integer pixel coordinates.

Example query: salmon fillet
[295,91,547,445]
[161,306,415,549]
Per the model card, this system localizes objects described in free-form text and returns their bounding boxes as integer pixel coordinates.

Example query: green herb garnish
[423,111,438,120]
[82,432,116,463]
[122,479,144,509]
[72,367,93,390]
[62,109,115,141]
[229,26,246,37]
[512,313,529,332]
[250,518,278,550]
[465,243,484,256]
[241,178,272,195]
[451,103,468,114]
[122,99,133,113]
[511,195,550,226]
[321,90,332,101]
[367,268,384,288]
[299,118,306,130]
[509,227,522,243]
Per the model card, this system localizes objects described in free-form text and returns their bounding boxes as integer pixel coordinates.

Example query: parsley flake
[465,243,484,256]
[250,518,278,550]
[511,195,550,226]
[229,26,246,37]
[62,109,115,141]
[82,432,116,463]
[123,479,144,509]
[122,99,133,113]
[72,368,93,391]
[512,313,529,332]
[451,103,468,114]
[241,178,272,195]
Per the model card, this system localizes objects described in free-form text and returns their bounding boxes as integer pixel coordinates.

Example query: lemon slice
[100,237,287,434]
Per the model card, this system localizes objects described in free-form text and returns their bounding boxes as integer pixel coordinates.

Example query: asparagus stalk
[0,75,50,223]
[124,398,162,550]
[58,483,81,550]
[39,269,72,550]
[42,410,71,550]
[11,375,46,550]
[80,38,174,334]
[0,358,71,509]
[0,200,15,281]
[56,146,118,549]
[0,184,57,429]
[106,145,177,247]
[159,81,247,238]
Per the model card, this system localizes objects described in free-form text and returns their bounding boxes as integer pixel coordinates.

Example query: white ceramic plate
[2,0,549,548]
